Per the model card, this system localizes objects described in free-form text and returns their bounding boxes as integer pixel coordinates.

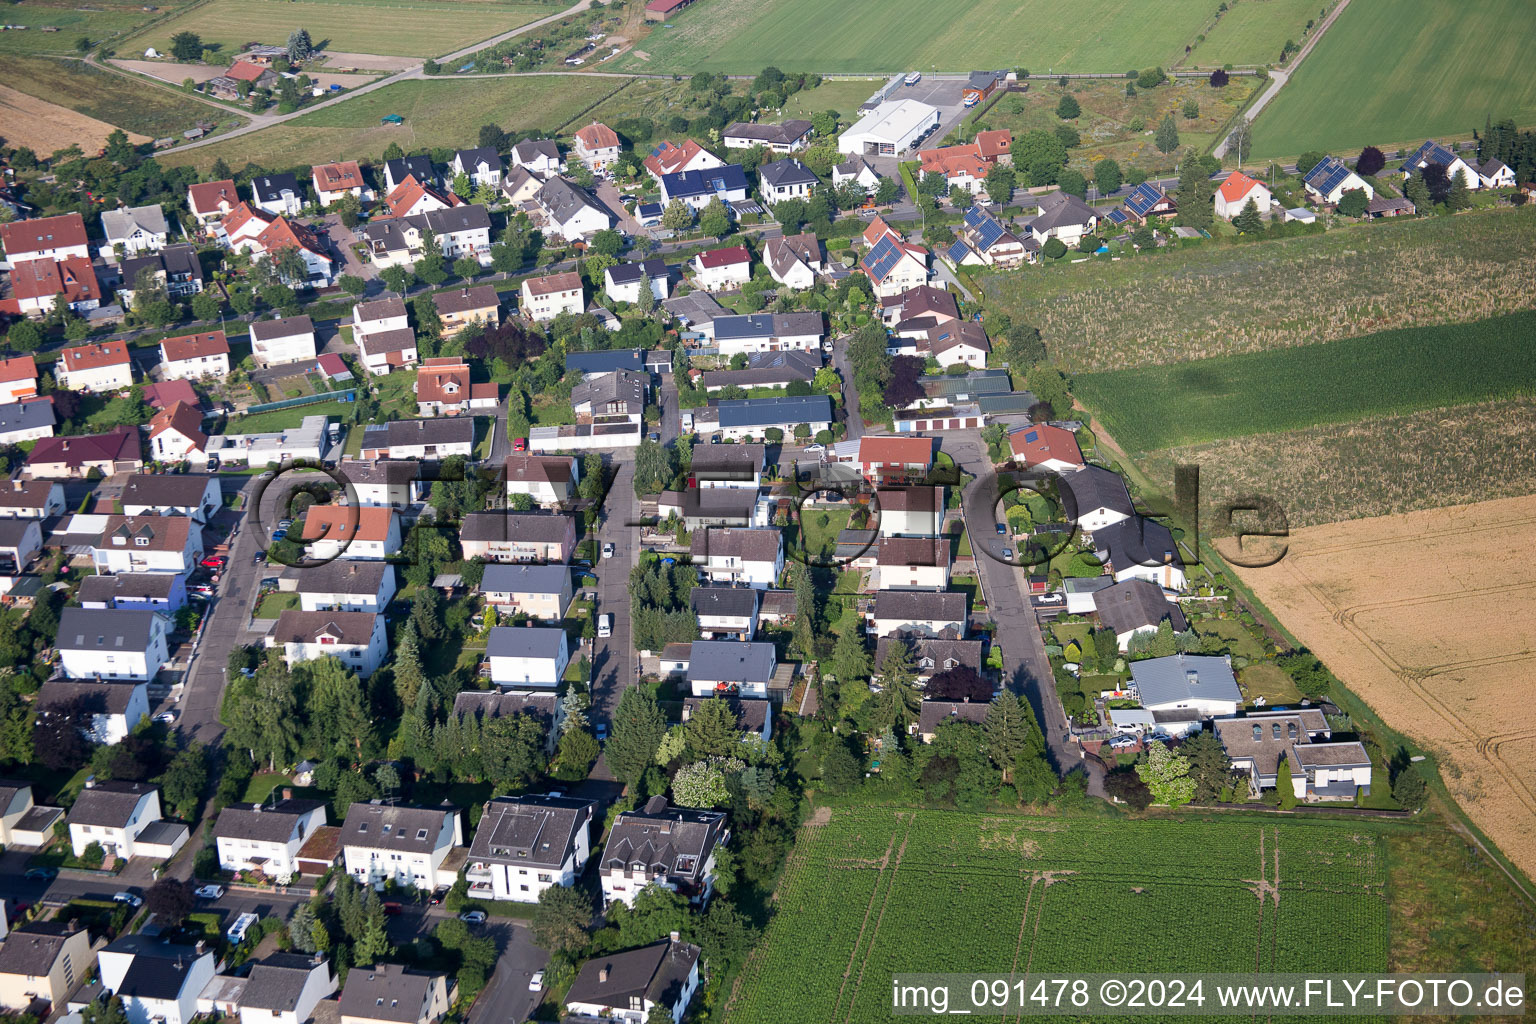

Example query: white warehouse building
[839,99,940,157]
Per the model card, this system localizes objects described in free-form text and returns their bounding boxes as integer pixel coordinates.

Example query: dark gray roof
[383,155,435,185]
[242,953,330,1012]
[271,610,380,646]
[565,349,644,375]
[0,923,82,976]
[659,486,756,523]
[215,798,327,843]
[723,120,812,146]
[606,258,666,285]
[1059,465,1134,521]
[690,586,759,619]
[686,640,776,684]
[460,511,573,545]
[759,158,819,188]
[1129,653,1239,708]
[0,517,38,547]
[712,311,823,341]
[37,679,144,715]
[688,443,766,477]
[0,479,58,510]
[68,780,155,827]
[713,394,832,429]
[337,459,418,487]
[537,176,611,227]
[112,939,209,1001]
[480,563,570,595]
[341,803,453,853]
[354,294,408,322]
[1027,190,1099,233]
[572,368,646,413]
[77,572,178,604]
[421,204,492,236]
[356,327,417,355]
[56,606,161,652]
[919,699,989,734]
[681,695,769,733]
[0,399,54,436]
[871,590,966,624]
[365,418,475,449]
[689,526,781,563]
[120,473,217,508]
[454,146,501,171]
[512,138,561,163]
[289,559,393,596]
[661,291,728,327]
[601,797,725,883]
[875,637,983,675]
[1093,578,1187,636]
[452,689,557,728]
[339,963,443,1023]
[251,173,300,203]
[468,794,594,868]
[486,625,566,660]
[700,349,819,390]
[1090,515,1181,572]
[134,820,188,847]
[432,284,499,316]
[249,315,314,341]
[566,938,701,1013]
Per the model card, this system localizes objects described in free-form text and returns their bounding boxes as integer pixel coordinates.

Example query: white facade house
[267,610,388,678]
[868,590,966,639]
[511,138,565,178]
[689,527,783,589]
[487,626,570,688]
[573,123,622,173]
[1059,465,1135,533]
[533,177,614,242]
[479,563,573,621]
[711,312,823,356]
[833,155,882,195]
[1214,171,1274,219]
[56,341,134,393]
[37,679,149,744]
[599,797,726,909]
[759,158,819,203]
[214,798,329,878]
[1402,140,1480,190]
[1,214,91,264]
[465,795,594,902]
[1025,190,1100,246]
[68,782,161,859]
[504,454,578,507]
[1130,654,1241,718]
[99,937,214,1024]
[604,260,670,304]
[1302,155,1376,205]
[236,954,338,1024]
[251,174,305,218]
[292,560,398,613]
[451,147,503,187]
[763,231,821,290]
[313,162,371,206]
[352,294,418,376]
[101,205,170,255]
[341,802,463,890]
[159,330,231,380]
[249,316,318,366]
[521,272,585,322]
[298,506,402,562]
[92,515,203,576]
[56,607,171,683]
[1216,710,1374,801]
[691,246,752,291]
[0,479,64,519]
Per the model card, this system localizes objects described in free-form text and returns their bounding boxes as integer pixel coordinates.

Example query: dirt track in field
[1233,494,1536,880]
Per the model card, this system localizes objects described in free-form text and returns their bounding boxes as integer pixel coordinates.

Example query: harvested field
[0,83,148,153]
[110,58,225,83]
[1135,396,1536,531]
[981,206,1536,373]
[0,54,234,140]
[1233,494,1536,881]
[311,51,419,72]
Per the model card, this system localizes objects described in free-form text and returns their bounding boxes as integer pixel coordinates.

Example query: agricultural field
[1187,0,1320,67]
[620,0,1220,75]
[133,0,558,59]
[159,74,630,173]
[1249,0,1536,159]
[1073,311,1536,452]
[0,82,145,154]
[1234,493,1536,883]
[968,76,1264,178]
[0,0,196,56]
[0,54,235,143]
[981,207,1536,373]
[1133,395,1536,531]
[727,807,1392,1023]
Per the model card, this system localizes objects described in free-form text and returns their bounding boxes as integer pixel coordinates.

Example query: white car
[156,710,177,724]
[194,884,225,900]
[802,443,825,454]
[602,542,615,559]
[227,911,259,945]
[112,892,142,907]
[529,970,545,992]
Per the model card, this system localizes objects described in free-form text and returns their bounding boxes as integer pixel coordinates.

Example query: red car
[200,555,227,569]
[513,437,527,452]
[382,901,403,915]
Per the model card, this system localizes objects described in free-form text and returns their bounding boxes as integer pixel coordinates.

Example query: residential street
[831,335,865,442]
[589,459,639,728]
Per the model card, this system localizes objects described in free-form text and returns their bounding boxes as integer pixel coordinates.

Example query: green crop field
[981,207,1536,373]
[622,0,1220,74]
[1074,311,1536,452]
[0,54,238,139]
[160,74,632,173]
[727,807,1390,1023]
[136,0,556,59]
[1250,0,1536,159]
[0,0,196,56]
[1188,0,1318,67]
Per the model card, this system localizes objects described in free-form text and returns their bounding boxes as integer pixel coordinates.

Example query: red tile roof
[575,122,620,151]
[863,216,898,247]
[59,339,130,373]
[416,359,472,405]
[301,505,397,544]
[643,139,706,178]
[918,143,992,180]
[221,201,273,239]
[255,217,330,261]
[226,60,269,82]
[975,129,1012,161]
[187,179,240,216]
[524,271,582,296]
[313,161,366,192]
[10,257,99,305]
[1219,170,1265,204]
[0,213,89,256]
[697,245,750,269]
[0,356,37,384]
[29,425,138,468]
[858,435,934,469]
[148,401,208,448]
[1009,423,1083,468]
[142,379,198,411]
[161,330,230,362]
[381,176,458,218]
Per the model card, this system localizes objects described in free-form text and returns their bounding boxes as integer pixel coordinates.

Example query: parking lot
[861,74,975,180]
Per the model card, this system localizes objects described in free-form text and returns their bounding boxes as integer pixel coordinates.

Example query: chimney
[598,966,609,983]
[669,930,680,943]
[195,939,207,955]
[283,788,294,800]
[84,775,95,789]
[252,803,262,812]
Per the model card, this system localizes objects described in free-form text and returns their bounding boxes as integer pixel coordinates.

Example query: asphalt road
[831,334,865,443]
[589,459,639,728]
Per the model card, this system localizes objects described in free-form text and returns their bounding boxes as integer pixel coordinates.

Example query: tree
[1055,94,1080,119]
[831,627,870,684]
[874,176,900,206]
[1015,129,1068,187]
[381,265,413,296]
[1403,172,1431,212]
[1042,237,1067,259]
[661,199,692,230]
[683,697,741,759]
[1135,740,1196,806]
[1232,196,1264,233]
[1181,98,1199,119]
[870,644,920,733]
[1355,145,1386,177]
[632,439,677,495]
[4,320,43,351]
[170,31,203,61]
[1295,151,1326,176]
[531,883,592,956]
[983,162,1015,205]
[1056,168,1087,199]
[1176,154,1214,231]
[1024,363,1071,417]
[1104,767,1153,809]
[1093,158,1122,194]
[287,902,320,953]
[1181,730,1232,803]
[146,878,195,925]
[190,291,222,322]
[1392,763,1427,810]
[1336,187,1369,217]
[672,757,741,807]
[554,727,599,779]
[981,693,1029,782]
[355,906,391,963]
[1137,66,1166,90]
[1209,68,1229,87]
[158,743,207,819]
[881,354,924,410]
[82,997,131,1024]
[286,27,313,63]
[1446,167,1473,210]
[1149,618,1178,657]
[1276,756,1297,809]
[699,198,731,238]
[1155,113,1180,154]
[1225,117,1253,164]
[337,274,366,298]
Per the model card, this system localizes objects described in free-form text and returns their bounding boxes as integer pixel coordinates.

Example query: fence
[244,389,356,415]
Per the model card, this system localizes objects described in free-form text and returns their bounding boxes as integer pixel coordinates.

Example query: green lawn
[0,0,197,56]
[1237,662,1301,706]
[620,0,1222,74]
[254,592,300,618]
[0,54,241,139]
[1249,0,1536,158]
[1189,0,1319,66]
[241,771,294,804]
[226,404,348,434]
[1073,310,1536,452]
[779,77,883,121]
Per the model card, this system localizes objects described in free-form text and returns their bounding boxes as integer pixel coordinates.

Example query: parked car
[459,911,487,925]
[271,530,287,542]
[253,551,266,565]
[430,886,449,905]
[1002,549,1013,559]
[200,555,227,569]
[513,437,527,452]
[529,971,545,992]
[596,722,608,741]
[24,867,57,881]
[113,892,142,907]
[194,884,225,900]
[996,523,1007,535]
[156,710,177,724]
[602,542,615,559]
[277,519,293,530]
[226,911,259,944]
[383,901,403,915]
[802,443,824,454]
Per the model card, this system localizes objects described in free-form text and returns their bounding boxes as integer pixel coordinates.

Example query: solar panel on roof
[964,207,986,229]
[863,235,903,281]
[975,218,1005,249]
[1024,430,1038,442]
[1106,208,1129,225]
[946,239,971,263]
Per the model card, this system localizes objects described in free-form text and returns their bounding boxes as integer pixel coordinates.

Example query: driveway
[322,214,375,283]
[830,334,865,442]
[594,181,646,237]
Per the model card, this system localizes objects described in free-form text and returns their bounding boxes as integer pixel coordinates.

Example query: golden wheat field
[1233,494,1536,879]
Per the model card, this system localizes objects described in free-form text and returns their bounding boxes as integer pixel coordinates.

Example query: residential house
[600,796,727,908]
[917,699,990,742]
[432,285,500,336]
[93,514,202,575]
[565,937,701,1024]
[77,573,187,615]
[857,434,933,483]
[642,139,724,180]
[251,174,305,217]
[917,141,994,195]
[312,161,370,206]
[566,349,648,378]
[691,246,752,291]
[0,780,61,848]
[1476,157,1515,189]
[879,282,959,333]
[225,207,336,285]
[299,506,402,561]
[0,213,89,264]
[1093,578,1187,652]
[0,400,55,446]
[56,340,132,393]
[487,626,570,688]
[451,147,502,188]
[6,257,101,317]
[657,164,749,213]
[357,418,473,460]
[352,294,418,375]
[946,205,1030,268]
[869,590,966,638]
[0,479,63,519]
[119,474,220,523]
[573,122,622,173]
[67,780,164,858]
[689,527,783,588]
[453,691,561,749]
[214,798,329,878]
[459,511,576,563]
[690,587,759,640]
[1402,140,1479,190]
[504,454,579,507]
[680,695,771,741]
[1215,709,1372,800]
[0,518,40,570]
[762,230,821,290]
[379,176,457,219]
[860,224,928,298]
[521,272,584,322]
[340,460,421,509]
[831,155,880,195]
[500,163,545,206]
[382,155,436,193]
[159,330,230,380]
[415,358,497,417]
[117,244,204,305]
[341,802,463,889]
[268,609,388,677]
[1008,424,1083,473]
[661,291,728,339]
[101,205,169,255]
[698,350,818,393]
[919,320,989,367]
[572,370,646,423]
[207,59,276,98]
[231,953,337,1024]
[147,402,208,463]
[1121,181,1177,223]
[98,935,213,1024]
[1303,155,1375,205]
[338,965,449,1024]
[466,794,595,902]
[53,609,172,681]
[141,379,199,412]
[186,180,240,225]
[250,315,318,366]
[478,563,572,621]
[875,636,983,685]
[1088,515,1186,591]
[290,560,397,613]
[712,311,823,356]
[26,426,141,478]
[36,679,149,743]
[510,138,564,178]
[1059,464,1134,532]
[722,120,813,152]
[1130,653,1240,717]
[531,176,614,242]
[1367,195,1417,218]
[1214,170,1273,219]
[362,205,493,269]
[759,158,819,202]
[685,640,776,697]
[0,921,93,1012]
[873,536,950,590]
[0,357,38,405]
[692,394,832,442]
[604,260,670,304]
[1025,190,1100,246]
[684,443,765,489]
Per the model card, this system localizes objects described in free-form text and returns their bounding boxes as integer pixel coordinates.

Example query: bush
[1042,238,1067,259]
[1055,94,1079,119]
[80,841,105,868]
